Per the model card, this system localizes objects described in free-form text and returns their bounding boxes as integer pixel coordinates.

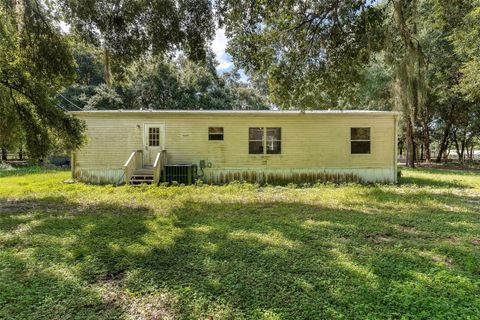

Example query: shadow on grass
[0,166,67,178]
[0,194,479,319]
[400,175,472,188]
[399,167,480,188]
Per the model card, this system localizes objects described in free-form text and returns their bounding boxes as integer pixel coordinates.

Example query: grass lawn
[0,167,479,319]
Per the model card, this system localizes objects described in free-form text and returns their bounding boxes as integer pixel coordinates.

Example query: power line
[58,93,82,110]
[55,104,68,112]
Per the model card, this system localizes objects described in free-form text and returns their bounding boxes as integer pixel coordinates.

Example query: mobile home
[70,110,399,184]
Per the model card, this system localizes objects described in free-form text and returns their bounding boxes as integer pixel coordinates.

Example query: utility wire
[58,93,82,110]
[55,104,68,112]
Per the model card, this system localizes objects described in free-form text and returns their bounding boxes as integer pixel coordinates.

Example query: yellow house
[70,110,399,185]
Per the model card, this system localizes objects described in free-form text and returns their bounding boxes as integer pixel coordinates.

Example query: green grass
[0,167,479,319]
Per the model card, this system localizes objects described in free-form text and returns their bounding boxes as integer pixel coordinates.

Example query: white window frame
[248,127,282,155]
[350,127,371,155]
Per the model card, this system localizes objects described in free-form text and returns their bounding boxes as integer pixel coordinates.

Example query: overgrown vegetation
[1,168,479,319]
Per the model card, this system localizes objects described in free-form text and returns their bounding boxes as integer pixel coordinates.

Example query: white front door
[143,124,164,166]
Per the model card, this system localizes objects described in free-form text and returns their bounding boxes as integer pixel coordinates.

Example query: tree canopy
[0,0,84,159]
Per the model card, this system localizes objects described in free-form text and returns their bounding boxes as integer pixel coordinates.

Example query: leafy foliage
[59,0,216,84]
[65,51,270,111]
[0,0,84,159]
[219,0,386,109]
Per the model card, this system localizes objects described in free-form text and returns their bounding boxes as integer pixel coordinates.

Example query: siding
[72,112,398,183]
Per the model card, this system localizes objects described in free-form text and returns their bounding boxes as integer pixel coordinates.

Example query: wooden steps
[129,167,154,185]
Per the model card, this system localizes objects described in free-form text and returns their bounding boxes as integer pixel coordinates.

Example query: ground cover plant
[0,167,479,319]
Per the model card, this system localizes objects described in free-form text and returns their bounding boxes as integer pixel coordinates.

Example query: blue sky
[211,28,249,82]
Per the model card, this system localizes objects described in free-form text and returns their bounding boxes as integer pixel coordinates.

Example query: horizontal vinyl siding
[73,113,396,183]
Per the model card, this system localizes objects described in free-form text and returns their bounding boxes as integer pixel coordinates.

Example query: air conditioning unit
[163,164,197,184]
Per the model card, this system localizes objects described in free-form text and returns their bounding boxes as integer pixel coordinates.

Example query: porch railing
[153,150,167,185]
[124,150,142,183]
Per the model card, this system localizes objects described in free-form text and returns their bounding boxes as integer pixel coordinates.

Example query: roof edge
[69,109,399,116]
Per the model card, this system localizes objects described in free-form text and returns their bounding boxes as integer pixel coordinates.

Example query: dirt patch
[394,223,420,236]
[472,239,480,246]
[398,223,416,230]
[100,280,177,320]
[0,199,152,215]
[365,232,391,243]
[0,199,68,213]
[441,236,460,244]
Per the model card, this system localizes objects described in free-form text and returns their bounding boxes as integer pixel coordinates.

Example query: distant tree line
[61,46,269,112]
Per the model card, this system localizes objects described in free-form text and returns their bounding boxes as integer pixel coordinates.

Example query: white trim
[124,151,136,167]
[70,110,399,116]
[143,123,166,166]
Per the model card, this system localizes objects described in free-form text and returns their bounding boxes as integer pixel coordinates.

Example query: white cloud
[212,28,228,57]
[211,28,234,72]
[211,28,250,83]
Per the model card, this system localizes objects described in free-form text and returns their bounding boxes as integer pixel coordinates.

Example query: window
[149,127,160,146]
[249,127,281,154]
[249,127,264,154]
[208,127,224,140]
[266,128,281,154]
[351,128,370,154]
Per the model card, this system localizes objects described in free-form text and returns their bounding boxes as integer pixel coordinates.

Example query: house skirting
[203,167,396,184]
[74,168,124,184]
[74,167,396,185]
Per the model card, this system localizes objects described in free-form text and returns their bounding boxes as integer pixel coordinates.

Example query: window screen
[208,127,224,140]
[249,128,264,154]
[351,128,370,154]
[148,127,160,146]
[249,127,281,154]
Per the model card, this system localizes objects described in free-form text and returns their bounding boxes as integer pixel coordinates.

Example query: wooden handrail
[124,151,136,167]
[153,152,161,168]
[124,151,138,184]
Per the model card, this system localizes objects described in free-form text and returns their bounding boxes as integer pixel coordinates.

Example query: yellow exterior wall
[71,111,398,183]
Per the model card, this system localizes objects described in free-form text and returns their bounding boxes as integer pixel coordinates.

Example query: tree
[354,54,394,111]
[385,0,428,167]
[419,0,479,162]
[451,0,480,102]
[0,0,84,159]
[59,0,216,86]
[123,56,269,110]
[61,43,105,110]
[218,0,386,109]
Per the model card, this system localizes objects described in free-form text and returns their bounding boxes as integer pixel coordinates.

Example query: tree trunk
[405,119,415,168]
[436,121,452,162]
[445,145,451,160]
[422,121,431,162]
[453,130,462,161]
[1,147,7,161]
[104,48,112,87]
[420,141,424,161]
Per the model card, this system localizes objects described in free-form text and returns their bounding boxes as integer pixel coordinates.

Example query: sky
[211,28,233,71]
[211,28,249,82]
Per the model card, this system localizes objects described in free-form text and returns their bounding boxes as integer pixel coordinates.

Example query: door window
[148,127,160,146]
